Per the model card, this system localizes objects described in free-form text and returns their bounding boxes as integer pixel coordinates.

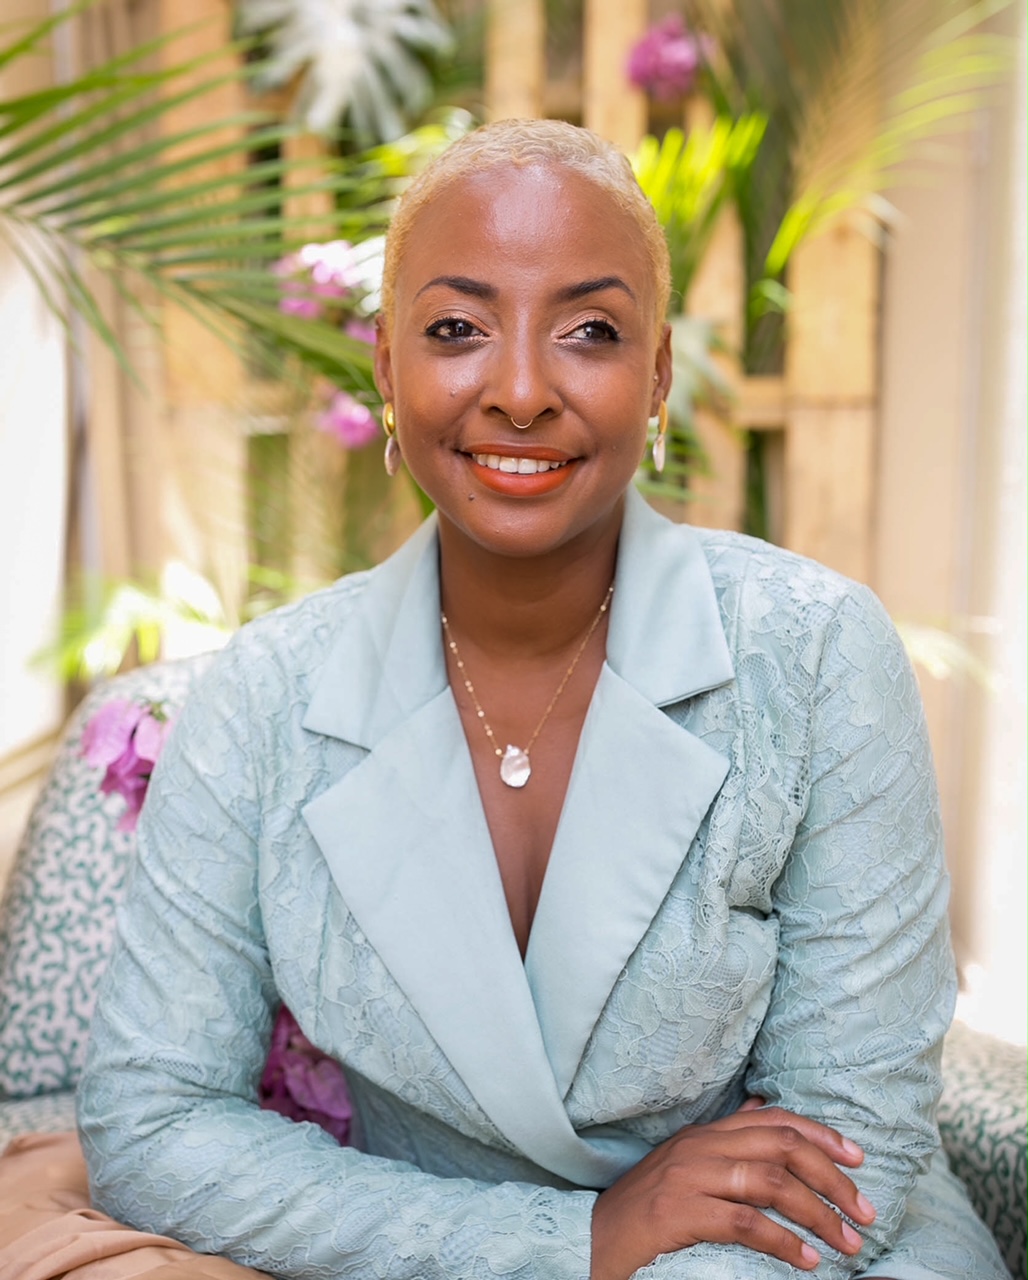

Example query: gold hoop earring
[652,401,668,474]
[382,403,401,477]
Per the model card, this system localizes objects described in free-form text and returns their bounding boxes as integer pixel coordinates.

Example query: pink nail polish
[856,1193,876,1221]
[842,1137,863,1158]
[800,1244,820,1267]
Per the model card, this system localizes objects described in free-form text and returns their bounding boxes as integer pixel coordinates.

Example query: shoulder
[170,569,377,744]
[686,527,907,703]
[211,568,373,683]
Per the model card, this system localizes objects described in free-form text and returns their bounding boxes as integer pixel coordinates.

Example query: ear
[650,323,673,416]
[373,314,394,403]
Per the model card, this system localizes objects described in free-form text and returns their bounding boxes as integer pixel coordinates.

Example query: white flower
[238,0,454,140]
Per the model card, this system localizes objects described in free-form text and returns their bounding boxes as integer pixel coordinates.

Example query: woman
[73,119,1005,1279]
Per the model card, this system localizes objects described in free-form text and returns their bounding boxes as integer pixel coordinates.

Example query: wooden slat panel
[736,376,786,430]
[783,405,875,582]
[786,220,878,401]
[486,0,545,120]
[684,162,747,531]
[582,0,647,150]
[782,213,879,578]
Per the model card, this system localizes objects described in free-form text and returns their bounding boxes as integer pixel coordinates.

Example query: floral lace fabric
[77,509,1008,1280]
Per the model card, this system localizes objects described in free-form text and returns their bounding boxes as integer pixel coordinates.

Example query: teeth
[472,454,568,474]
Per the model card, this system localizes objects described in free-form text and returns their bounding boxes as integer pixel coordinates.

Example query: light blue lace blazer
[78,491,1005,1280]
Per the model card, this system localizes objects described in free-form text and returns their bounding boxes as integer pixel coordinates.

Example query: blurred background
[0,0,1024,1042]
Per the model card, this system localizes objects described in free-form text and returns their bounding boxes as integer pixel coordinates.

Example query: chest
[449,647,606,958]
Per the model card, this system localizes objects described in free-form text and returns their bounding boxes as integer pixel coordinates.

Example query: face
[375,162,672,562]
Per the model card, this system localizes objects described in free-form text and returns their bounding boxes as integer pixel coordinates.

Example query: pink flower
[315,390,380,449]
[298,240,359,292]
[258,1007,352,1144]
[626,16,708,101]
[344,318,377,346]
[82,699,173,831]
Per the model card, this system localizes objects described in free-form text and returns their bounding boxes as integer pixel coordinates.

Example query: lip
[461,445,579,497]
[463,443,576,463]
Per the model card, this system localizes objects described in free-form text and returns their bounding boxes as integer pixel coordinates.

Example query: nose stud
[510,416,534,430]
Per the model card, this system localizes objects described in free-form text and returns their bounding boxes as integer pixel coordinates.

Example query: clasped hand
[590,1099,877,1279]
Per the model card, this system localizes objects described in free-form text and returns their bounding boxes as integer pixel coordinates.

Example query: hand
[590,1102,877,1280]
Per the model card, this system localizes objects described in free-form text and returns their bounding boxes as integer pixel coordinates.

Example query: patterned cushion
[0,1089,77,1149]
[0,655,215,1102]
[939,1020,1027,1280]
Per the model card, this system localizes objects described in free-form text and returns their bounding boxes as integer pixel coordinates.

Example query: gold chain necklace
[441,581,614,789]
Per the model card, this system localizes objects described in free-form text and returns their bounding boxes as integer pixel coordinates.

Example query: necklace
[441,581,614,789]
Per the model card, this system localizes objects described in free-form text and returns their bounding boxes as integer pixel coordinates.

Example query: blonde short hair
[380,118,671,335]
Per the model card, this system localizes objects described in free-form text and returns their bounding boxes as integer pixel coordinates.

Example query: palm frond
[632,114,767,307]
[0,5,394,391]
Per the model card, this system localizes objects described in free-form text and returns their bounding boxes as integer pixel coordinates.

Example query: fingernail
[841,1137,863,1159]
[856,1193,876,1221]
[800,1244,820,1267]
[842,1223,862,1250]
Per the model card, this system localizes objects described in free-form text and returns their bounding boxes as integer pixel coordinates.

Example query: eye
[564,318,621,344]
[425,317,484,342]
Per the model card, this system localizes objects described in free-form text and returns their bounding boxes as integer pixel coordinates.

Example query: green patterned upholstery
[939,1020,1027,1280]
[0,656,214,1105]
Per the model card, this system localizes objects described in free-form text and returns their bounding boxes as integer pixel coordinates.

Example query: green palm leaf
[0,6,391,392]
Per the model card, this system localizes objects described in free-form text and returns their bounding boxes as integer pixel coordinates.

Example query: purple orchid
[258,1006,352,1144]
[626,16,710,101]
[82,698,173,831]
[315,389,381,449]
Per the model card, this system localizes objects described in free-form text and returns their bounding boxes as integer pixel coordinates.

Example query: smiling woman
[21,118,1000,1280]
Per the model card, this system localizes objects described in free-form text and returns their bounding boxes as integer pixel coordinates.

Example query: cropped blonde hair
[380,118,671,335]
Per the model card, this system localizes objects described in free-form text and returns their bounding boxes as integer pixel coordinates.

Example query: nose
[482,327,563,426]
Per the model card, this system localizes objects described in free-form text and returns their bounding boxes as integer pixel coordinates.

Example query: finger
[691,1198,823,1271]
[689,1125,875,1237]
[717,1106,868,1174]
[719,1152,867,1256]
[737,1095,766,1111]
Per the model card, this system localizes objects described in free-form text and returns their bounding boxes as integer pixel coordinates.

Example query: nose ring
[510,416,534,430]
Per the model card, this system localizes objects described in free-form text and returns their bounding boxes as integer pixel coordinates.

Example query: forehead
[394,162,655,309]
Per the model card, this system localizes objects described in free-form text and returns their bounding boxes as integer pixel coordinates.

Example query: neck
[436,503,623,660]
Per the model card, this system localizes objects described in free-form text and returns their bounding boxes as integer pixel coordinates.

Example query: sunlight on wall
[0,247,67,757]
[959,26,1027,1047]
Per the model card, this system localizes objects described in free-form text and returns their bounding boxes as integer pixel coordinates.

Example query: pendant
[384,434,402,477]
[499,743,531,788]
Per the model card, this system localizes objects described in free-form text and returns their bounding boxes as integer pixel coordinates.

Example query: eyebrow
[415,275,497,301]
[556,276,637,304]
[413,274,637,305]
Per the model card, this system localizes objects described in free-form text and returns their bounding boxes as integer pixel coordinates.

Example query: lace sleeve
[76,639,596,1280]
[630,583,954,1280]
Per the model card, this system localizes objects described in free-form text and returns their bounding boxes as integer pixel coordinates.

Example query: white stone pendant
[499,744,531,788]
[384,434,402,477]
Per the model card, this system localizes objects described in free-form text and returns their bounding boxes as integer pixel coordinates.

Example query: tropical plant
[686,0,1015,362]
[0,5,391,394]
[236,0,455,141]
[2,2,472,681]
[631,115,766,502]
[626,0,1013,513]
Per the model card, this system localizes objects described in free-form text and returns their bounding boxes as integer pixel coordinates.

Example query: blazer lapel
[299,490,735,1184]
[525,490,735,1096]
[301,521,652,1187]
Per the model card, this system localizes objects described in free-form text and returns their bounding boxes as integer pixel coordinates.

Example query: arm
[592,584,953,1279]
[77,639,595,1280]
